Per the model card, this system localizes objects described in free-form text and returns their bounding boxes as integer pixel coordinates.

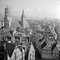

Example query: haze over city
[1,0,60,60]
[0,0,60,19]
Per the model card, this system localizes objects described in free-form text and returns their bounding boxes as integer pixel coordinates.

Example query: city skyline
[0,0,60,19]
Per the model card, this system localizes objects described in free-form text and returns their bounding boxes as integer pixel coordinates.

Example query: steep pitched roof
[6,42,15,57]
[17,45,22,52]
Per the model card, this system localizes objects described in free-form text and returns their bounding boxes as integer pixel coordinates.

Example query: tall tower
[21,10,24,28]
[4,6,10,28]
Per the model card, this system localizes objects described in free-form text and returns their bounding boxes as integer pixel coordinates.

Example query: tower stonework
[4,6,10,28]
[21,10,24,28]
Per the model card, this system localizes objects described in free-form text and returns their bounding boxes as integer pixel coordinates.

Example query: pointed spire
[22,9,24,18]
[20,9,25,28]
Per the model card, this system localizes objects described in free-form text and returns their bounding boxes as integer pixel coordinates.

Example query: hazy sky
[0,0,60,19]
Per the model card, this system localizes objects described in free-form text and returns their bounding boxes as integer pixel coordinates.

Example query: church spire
[21,9,24,28]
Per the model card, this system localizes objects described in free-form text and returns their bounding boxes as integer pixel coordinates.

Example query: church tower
[4,6,10,28]
[21,10,24,28]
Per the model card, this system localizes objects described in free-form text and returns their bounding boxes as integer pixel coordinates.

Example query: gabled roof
[6,42,15,57]
[11,45,22,58]
[17,45,22,52]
